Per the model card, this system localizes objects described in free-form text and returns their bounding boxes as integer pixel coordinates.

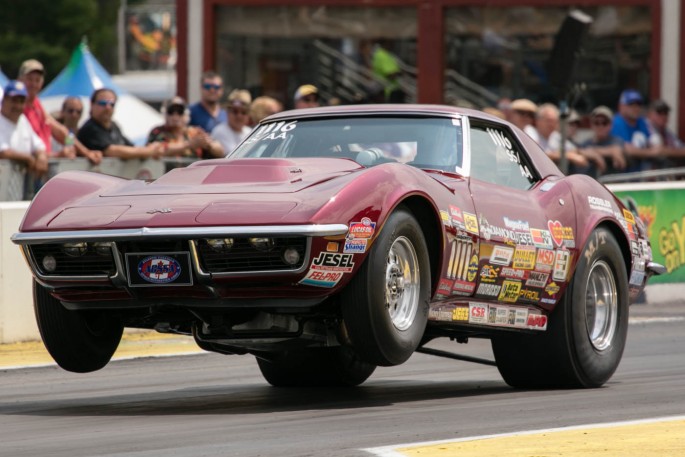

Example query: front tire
[492,227,629,388]
[256,346,376,387]
[34,281,123,373]
[342,207,430,366]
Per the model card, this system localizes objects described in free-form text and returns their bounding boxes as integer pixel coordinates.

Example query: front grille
[196,237,307,273]
[29,244,116,277]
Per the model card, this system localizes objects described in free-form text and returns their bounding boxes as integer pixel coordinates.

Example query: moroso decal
[137,255,182,284]
[476,283,501,297]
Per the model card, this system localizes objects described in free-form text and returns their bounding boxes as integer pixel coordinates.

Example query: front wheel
[256,346,376,387]
[34,281,123,373]
[342,208,430,366]
[492,227,629,388]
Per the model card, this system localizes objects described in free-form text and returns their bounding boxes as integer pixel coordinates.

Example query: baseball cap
[18,59,45,77]
[619,89,644,105]
[649,99,670,114]
[227,89,251,107]
[3,80,28,98]
[510,98,537,113]
[294,84,318,102]
[568,109,580,124]
[591,105,613,121]
[165,96,187,109]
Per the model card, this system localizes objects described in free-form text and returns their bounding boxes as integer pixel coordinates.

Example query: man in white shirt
[0,80,48,178]
[211,89,253,155]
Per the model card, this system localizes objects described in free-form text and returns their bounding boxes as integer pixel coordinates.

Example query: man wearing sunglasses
[578,106,627,176]
[610,89,659,172]
[77,88,164,159]
[294,84,321,109]
[211,89,252,155]
[189,71,227,134]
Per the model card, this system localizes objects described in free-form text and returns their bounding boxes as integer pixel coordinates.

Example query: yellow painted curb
[0,331,203,368]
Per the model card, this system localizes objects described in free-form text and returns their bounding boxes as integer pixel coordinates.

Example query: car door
[466,118,578,311]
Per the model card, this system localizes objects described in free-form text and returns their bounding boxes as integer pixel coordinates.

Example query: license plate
[125,252,193,287]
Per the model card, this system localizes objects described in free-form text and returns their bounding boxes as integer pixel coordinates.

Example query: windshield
[230,116,464,171]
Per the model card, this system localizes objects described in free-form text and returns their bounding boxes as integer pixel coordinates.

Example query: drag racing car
[12,104,662,388]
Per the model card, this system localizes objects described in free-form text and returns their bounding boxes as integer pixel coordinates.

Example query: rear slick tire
[492,227,629,388]
[34,281,123,373]
[342,208,430,366]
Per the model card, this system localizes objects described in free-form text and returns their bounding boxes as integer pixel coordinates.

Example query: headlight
[282,247,300,265]
[92,242,113,256]
[62,242,88,257]
[42,255,57,272]
[206,238,234,252]
[249,237,275,252]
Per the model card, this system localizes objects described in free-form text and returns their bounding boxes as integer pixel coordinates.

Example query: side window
[469,123,536,190]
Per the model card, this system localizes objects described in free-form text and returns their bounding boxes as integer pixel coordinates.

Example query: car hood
[37,158,366,230]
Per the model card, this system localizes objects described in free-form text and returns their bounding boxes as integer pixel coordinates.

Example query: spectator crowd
[2,55,685,201]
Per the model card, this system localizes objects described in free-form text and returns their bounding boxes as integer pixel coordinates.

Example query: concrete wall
[0,202,38,344]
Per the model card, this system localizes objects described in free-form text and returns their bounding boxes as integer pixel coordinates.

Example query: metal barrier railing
[598,167,685,184]
[0,157,199,201]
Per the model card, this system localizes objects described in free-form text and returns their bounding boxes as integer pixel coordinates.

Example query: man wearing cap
[509,99,539,140]
[578,106,627,175]
[294,84,321,109]
[646,99,685,168]
[0,80,49,181]
[211,89,253,155]
[611,89,658,172]
[18,59,102,164]
[189,71,227,134]
[147,96,222,158]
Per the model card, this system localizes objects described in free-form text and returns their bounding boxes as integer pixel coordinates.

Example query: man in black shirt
[78,88,163,159]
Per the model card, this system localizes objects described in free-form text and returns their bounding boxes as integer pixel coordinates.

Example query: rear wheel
[256,346,376,387]
[34,281,123,373]
[492,227,629,388]
[342,208,430,366]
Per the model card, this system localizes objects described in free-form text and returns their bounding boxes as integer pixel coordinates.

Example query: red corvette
[12,105,662,388]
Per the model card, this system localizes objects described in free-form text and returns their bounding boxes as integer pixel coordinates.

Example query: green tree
[0,0,124,82]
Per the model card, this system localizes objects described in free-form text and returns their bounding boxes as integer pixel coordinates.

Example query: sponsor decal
[469,303,488,324]
[467,255,479,282]
[343,238,368,254]
[515,308,528,326]
[310,252,355,272]
[447,238,474,281]
[453,306,469,321]
[623,208,636,225]
[541,297,556,305]
[480,219,534,245]
[530,228,554,249]
[633,256,646,272]
[440,210,451,227]
[495,306,509,324]
[480,264,500,282]
[429,305,455,322]
[453,279,476,295]
[503,217,530,232]
[498,279,522,302]
[630,270,646,286]
[500,267,527,280]
[631,240,640,256]
[137,255,182,284]
[299,270,344,287]
[548,220,575,248]
[512,245,537,270]
[535,248,555,273]
[526,271,549,288]
[463,212,479,235]
[449,205,464,227]
[553,250,571,282]
[490,245,514,266]
[518,288,540,303]
[526,313,548,330]
[436,278,453,297]
[588,196,614,213]
[347,217,376,239]
[476,283,502,297]
[545,281,561,296]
